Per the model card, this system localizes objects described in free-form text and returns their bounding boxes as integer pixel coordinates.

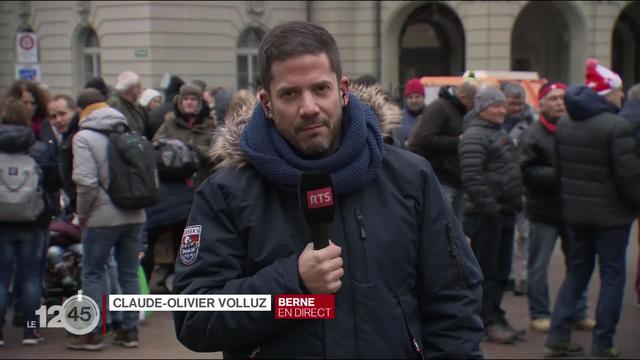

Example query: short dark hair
[76,88,104,110]
[52,94,77,110]
[258,21,342,93]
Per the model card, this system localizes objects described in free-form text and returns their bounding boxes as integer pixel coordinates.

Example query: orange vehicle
[420,71,547,111]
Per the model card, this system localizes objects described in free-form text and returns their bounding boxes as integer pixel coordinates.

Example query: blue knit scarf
[240,93,383,194]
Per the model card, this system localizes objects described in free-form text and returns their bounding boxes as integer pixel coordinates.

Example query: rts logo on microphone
[306,187,334,209]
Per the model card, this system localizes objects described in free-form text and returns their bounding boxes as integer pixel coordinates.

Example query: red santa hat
[584,58,622,95]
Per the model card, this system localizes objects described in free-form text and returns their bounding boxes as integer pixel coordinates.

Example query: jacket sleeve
[611,121,640,211]
[172,180,305,352]
[459,132,501,215]
[519,132,557,192]
[71,133,99,218]
[417,164,484,358]
[408,102,459,158]
[151,120,168,142]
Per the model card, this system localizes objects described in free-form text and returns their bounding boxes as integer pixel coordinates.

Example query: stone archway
[511,1,586,84]
[612,2,640,90]
[382,1,465,98]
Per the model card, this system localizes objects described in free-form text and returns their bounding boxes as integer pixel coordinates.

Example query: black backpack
[152,138,200,182]
[88,124,159,209]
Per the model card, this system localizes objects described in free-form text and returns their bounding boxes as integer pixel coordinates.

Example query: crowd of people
[0,20,638,359]
[401,57,639,357]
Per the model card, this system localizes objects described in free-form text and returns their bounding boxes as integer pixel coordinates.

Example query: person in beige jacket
[67,88,144,351]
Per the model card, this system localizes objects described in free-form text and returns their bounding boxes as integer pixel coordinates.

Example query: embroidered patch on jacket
[179,225,202,266]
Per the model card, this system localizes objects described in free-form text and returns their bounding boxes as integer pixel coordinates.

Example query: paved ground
[1,222,638,359]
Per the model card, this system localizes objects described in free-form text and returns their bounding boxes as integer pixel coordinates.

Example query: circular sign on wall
[18,33,36,50]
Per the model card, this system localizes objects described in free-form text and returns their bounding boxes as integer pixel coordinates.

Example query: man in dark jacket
[519,82,593,334]
[107,71,146,135]
[619,83,640,308]
[545,60,640,358]
[173,21,484,359]
[459,86,524,344]
[395,78,425,149]
[48,94,80,215]
[408,81,477,222]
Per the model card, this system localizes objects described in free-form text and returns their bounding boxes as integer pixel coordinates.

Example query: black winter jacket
[555,86,640,227]
[0,123,59,228]
[407,86,467,186]
[619,98,640,157]
[59,113,80,214]
[459,114,523,216]
[173,86,484,359]
[519,119,562,224]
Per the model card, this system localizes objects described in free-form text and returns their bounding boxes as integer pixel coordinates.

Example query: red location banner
[274,294,335,320]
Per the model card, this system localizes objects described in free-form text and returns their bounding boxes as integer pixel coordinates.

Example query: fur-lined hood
[209,84,401,169]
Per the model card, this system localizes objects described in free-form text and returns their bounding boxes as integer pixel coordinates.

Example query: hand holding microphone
[298,241,344,294]
[297,171,343,293]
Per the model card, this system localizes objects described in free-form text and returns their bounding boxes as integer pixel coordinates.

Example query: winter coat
[555,86,640,227]
[395,108,420,149]
[408,85,468,186]
[503,104,537,146]
[107,93,147,135]
[72,106,146,228]
[144,181,193,230]
[619,98,640,156]
[173,85,484,359]
[459,113,523,216]
[59,113,80,214]
[152,104,217,189]
[0,123,59,228]
[519,119,562,224]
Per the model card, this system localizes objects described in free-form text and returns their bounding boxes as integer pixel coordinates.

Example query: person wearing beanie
[84,77,112,99]
[106,70,146,134]
[394,78,425,150]
[67,86,145,351]
[153,84,216,188]
[138,88,163,112]
[518,81,595,335]
[408,80,477,223]
[458,86,524,344]
[584,58,624,110]
[544,62,640,358]
[500,82,538,298]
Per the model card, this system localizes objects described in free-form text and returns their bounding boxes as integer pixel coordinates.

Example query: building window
[237,27,265,92]
[79,27,101,86]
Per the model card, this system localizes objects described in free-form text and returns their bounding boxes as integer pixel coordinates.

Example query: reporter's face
[260,53,349,158]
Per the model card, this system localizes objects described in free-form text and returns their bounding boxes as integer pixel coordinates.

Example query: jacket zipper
[412,337,425,359]
[446,220,467,288]
[354,209,367,240]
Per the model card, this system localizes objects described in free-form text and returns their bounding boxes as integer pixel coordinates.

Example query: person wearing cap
[152,84,216,188]
[408,81,477,223]
[519,82,594,334]
[459,86,524,344]
[544,59,640,358]
[395,78,425,149]
[107,71,146,135]
[138,88,163,113]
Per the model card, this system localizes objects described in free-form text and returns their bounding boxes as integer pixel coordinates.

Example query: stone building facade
[0,1,637,98]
